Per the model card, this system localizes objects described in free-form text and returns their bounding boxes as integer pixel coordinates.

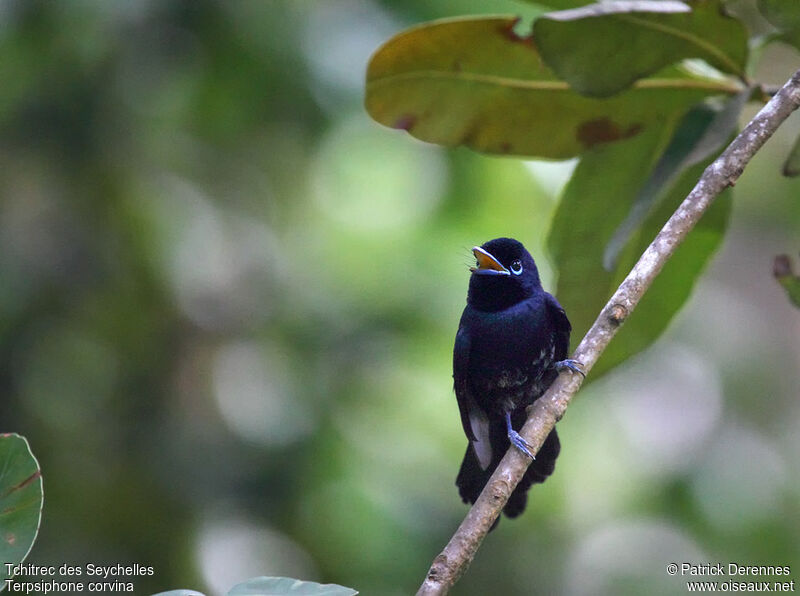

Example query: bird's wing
[545,292,572,361]
[453,325,475,441]
[454,325,493,470]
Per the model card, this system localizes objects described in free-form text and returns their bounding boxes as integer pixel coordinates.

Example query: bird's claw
[508,430,535,459]
[555,359,586,378]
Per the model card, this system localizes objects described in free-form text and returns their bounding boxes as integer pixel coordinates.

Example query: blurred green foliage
[774,254,800,307]
[0,1,798,595]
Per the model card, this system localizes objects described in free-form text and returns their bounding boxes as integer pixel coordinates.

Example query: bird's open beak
[470,246,510,275]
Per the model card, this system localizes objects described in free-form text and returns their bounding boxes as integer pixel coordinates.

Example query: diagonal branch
[417,68,800,596]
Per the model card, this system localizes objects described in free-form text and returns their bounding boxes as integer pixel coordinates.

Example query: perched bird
[453,237,582,521]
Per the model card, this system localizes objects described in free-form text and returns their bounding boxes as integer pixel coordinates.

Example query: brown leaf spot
[12,471,41,492]
[1,470,42,500]
[393,114,416,131]
[577,119,642,149]
[499,18,535,48]
[627,124,643,138]
[499,142,512,154]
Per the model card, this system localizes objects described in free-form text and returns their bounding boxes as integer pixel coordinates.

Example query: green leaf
[757,1,800,50]
[0,434,43,584]
[534,0,749,97]
[365,16,739,159]
[228,577,358,596]
[548,121,732,380]
[758,0,800,31]
[603,87,748,269]
[773,255,800,307]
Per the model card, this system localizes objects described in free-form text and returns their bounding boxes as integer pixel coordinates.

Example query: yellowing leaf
[365,16,739,158]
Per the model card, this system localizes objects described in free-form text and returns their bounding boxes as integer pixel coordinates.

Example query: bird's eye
[510,260,523,275]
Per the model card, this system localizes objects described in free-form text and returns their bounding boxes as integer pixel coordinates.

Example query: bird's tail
[455,426,560,524]
[455,443,487,507]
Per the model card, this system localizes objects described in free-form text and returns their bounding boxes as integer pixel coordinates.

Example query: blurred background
[0,1,798,594]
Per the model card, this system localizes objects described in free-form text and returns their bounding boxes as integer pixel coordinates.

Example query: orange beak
[470,246,510,275]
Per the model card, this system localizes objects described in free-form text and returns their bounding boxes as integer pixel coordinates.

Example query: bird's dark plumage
[453,237,573,523]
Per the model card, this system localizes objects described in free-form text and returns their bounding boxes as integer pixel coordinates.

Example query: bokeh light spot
[212,341,315,447]
[196,512,317,595]
[312,115,447,233]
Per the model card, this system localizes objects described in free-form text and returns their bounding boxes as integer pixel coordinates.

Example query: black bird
[453,237,582,521]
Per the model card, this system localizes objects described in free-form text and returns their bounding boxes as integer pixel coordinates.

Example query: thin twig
[417,68,800,596]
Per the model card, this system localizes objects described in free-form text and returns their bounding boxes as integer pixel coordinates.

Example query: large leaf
[228,577,358,596]
[365,16,739,159]
[758,0,800,49]
[0,434,43,584]
[603,88,748,269]
[534,0,749,97]
[548,121,732,380]
[759,0,800,28]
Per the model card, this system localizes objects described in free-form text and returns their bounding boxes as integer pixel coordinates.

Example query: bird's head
[467,237,542,311]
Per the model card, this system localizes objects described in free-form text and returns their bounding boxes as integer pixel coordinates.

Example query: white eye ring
[510,260,523,275]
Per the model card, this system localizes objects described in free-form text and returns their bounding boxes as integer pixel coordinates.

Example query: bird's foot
[507,429,535,460]
[505,411,534,459]
[555,359,586,378]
